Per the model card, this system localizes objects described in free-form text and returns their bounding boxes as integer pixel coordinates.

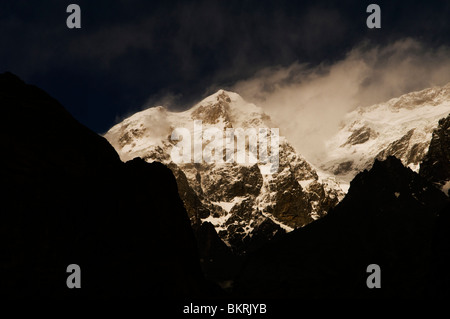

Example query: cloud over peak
[230,39,450,161]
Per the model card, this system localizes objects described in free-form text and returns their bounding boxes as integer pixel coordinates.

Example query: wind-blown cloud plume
[230,39,450,162]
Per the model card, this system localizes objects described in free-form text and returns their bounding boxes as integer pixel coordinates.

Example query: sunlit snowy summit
[105,90,344,253]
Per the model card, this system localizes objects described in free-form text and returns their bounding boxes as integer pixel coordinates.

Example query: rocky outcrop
[420,113,450,195]
[1,72,210,298]
[376,129,416,161]
[342,126,378,146]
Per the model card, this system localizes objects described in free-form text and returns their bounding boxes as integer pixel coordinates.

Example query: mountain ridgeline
[0,72,211,298]
[234,156,449,298]
[319,83,450,185]
[1,72,449,299]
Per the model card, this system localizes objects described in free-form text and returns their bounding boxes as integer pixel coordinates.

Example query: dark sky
[1,0,449,133]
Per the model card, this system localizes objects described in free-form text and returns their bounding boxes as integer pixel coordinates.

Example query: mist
[230,38,450,162]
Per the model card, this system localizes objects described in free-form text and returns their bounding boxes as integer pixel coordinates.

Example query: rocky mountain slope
[318,83,450,188]
[1,72,212,298]
[105,90,344,253]
[419,114,450,195]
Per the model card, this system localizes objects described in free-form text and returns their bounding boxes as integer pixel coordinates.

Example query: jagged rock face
[234,156,450,298]
[198,164,263,201]
[191,92,233,124]
[342,126,378,146]
[420,114,450,195]
[1,73,209,298]
[319,83,450,185]
[376,128,415,161]
[105,90,344,253]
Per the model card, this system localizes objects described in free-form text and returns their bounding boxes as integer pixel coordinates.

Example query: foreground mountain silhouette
[2,72,449,300]
[234,156,450,298]
[1,72,211,298]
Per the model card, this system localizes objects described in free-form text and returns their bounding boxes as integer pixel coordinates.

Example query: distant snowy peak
[319,83,450,184]
[364,82,450,112]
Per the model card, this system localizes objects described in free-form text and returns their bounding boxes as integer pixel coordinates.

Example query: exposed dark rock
[333,160,353,175]
[270,173,312,228]
[223,199,286,254]
[420,114,450,194]
[191,91,232,124]
[200,164,263,201]
[343,126,377,146]
[376,129,415,161]
[306,180,341,218]
[407,142,430,165]
[167,162,210,224]
[119,127,146,147]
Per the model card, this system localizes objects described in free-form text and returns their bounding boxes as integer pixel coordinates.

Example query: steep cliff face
[419,114,450,195]
[105,90,344,253]
[1,73,209,298]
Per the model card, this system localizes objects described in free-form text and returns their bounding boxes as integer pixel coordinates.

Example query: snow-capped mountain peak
[106,90,276,162]
[373,82,450,111]
[188,89,274,132]
[318,83,450,185]
[105,89,344,253]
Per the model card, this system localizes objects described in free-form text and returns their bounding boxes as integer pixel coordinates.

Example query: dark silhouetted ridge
[234,156,449,298]
[0,72,210,298]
